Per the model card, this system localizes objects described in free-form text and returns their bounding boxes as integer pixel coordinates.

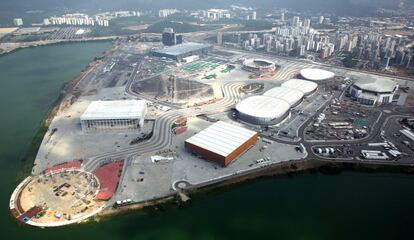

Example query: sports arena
[235,96,290,125]
[242,58,276,73]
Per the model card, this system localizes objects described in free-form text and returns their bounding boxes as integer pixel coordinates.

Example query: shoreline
[0,36,119,57]
[9,40,414,226]
[15,41,115,182]
[94,159,414,221]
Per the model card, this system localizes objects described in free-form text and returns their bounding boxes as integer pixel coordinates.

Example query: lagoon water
[0,42,413,240]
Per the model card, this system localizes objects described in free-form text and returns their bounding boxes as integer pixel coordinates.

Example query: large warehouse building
[300,68,335,81]
[235,96,291,125]
[80,100,147,132]
[264,86,304,107]
[185,121,258,166]
[281,79,318,96]
[151,42,212,61]
[349,77,398,105]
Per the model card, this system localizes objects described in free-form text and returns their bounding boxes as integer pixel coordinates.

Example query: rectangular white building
[80,100,147,132]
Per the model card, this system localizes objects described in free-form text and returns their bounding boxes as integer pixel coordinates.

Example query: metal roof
[264,86,304,106]
[300,68,335,81]
[152,42,211,56]
[236,96,290,119]
[80,100,146,121]
[282,79,318,95]
[354,77,397,93]
[185,121,257,157]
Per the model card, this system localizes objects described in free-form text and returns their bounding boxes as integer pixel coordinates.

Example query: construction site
[9,37,414,227]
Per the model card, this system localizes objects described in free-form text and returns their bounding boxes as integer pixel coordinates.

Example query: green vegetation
[144,20,220,33]
[342,50,359,68]
[313,24,337,30]
[242,20,275,31]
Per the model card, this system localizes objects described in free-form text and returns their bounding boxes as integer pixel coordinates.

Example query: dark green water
[1,42,414,240]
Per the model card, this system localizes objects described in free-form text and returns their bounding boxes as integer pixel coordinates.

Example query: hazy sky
[0,0,410,13]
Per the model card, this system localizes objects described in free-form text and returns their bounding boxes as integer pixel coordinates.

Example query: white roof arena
[353,77,397,93]
[236,96,290,124]
[185,121,257,158]
[281,79,318,96]
[300,68,335,81]
[264,86,304,106]
[81,100,147,121]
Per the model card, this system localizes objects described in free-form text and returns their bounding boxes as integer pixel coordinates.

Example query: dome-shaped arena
[300,68,335,81]
[264,86,304,107]
[236,96,290,125]
[281,79,318,96]
[353,77,397,93]
[242,58,276,72]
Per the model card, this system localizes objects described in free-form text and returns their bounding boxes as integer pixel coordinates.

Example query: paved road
[82,81,244,171]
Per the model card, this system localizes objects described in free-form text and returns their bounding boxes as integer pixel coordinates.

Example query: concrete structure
[300,68,335,81]
[151,42,212,61]
[13,18,23,26]
[349,77,398,105]
[80,100,147,132]
[236,96,290,125]
[185,121,258,166]
[281,79,318,96]
[242,58,276,73]
[264,86,304,107]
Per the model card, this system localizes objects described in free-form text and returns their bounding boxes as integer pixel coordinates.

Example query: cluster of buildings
[336,32,414,70]
[158,9,179,18]
[221,15,336,59]
[219,14,414,71]
[190,8,257,21]
[42,11,141,27]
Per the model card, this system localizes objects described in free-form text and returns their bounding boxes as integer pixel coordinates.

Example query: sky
[0,0,411,14]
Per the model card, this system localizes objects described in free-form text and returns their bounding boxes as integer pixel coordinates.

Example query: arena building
[281,79,318,96]
[185,121,258,166]
[349,77,398,105]
[242,58,276,73]
[235,96,290,125]
[263,86,304,107]
[151,42,212,61]
[80,100,147,132]
[300,68,335,81]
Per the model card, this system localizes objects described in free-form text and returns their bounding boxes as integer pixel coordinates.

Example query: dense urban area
[3,2,414,227]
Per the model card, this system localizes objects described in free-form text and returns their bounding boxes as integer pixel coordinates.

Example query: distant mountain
[0,0,411,15]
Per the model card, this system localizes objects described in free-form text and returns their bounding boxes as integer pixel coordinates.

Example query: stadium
[349,77,398,105]
[281,79,318,96]
[80,100,147,132]
[235,96,290,125]
[264,86,304,107]
[300,68,335,81]
[242,58,276,73]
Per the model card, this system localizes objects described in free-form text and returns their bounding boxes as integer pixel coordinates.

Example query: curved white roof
[300,68,335,81]
[263,87,304,106]
[282,79,318,95]
[354,77,397,93]
[236,96,290,119]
